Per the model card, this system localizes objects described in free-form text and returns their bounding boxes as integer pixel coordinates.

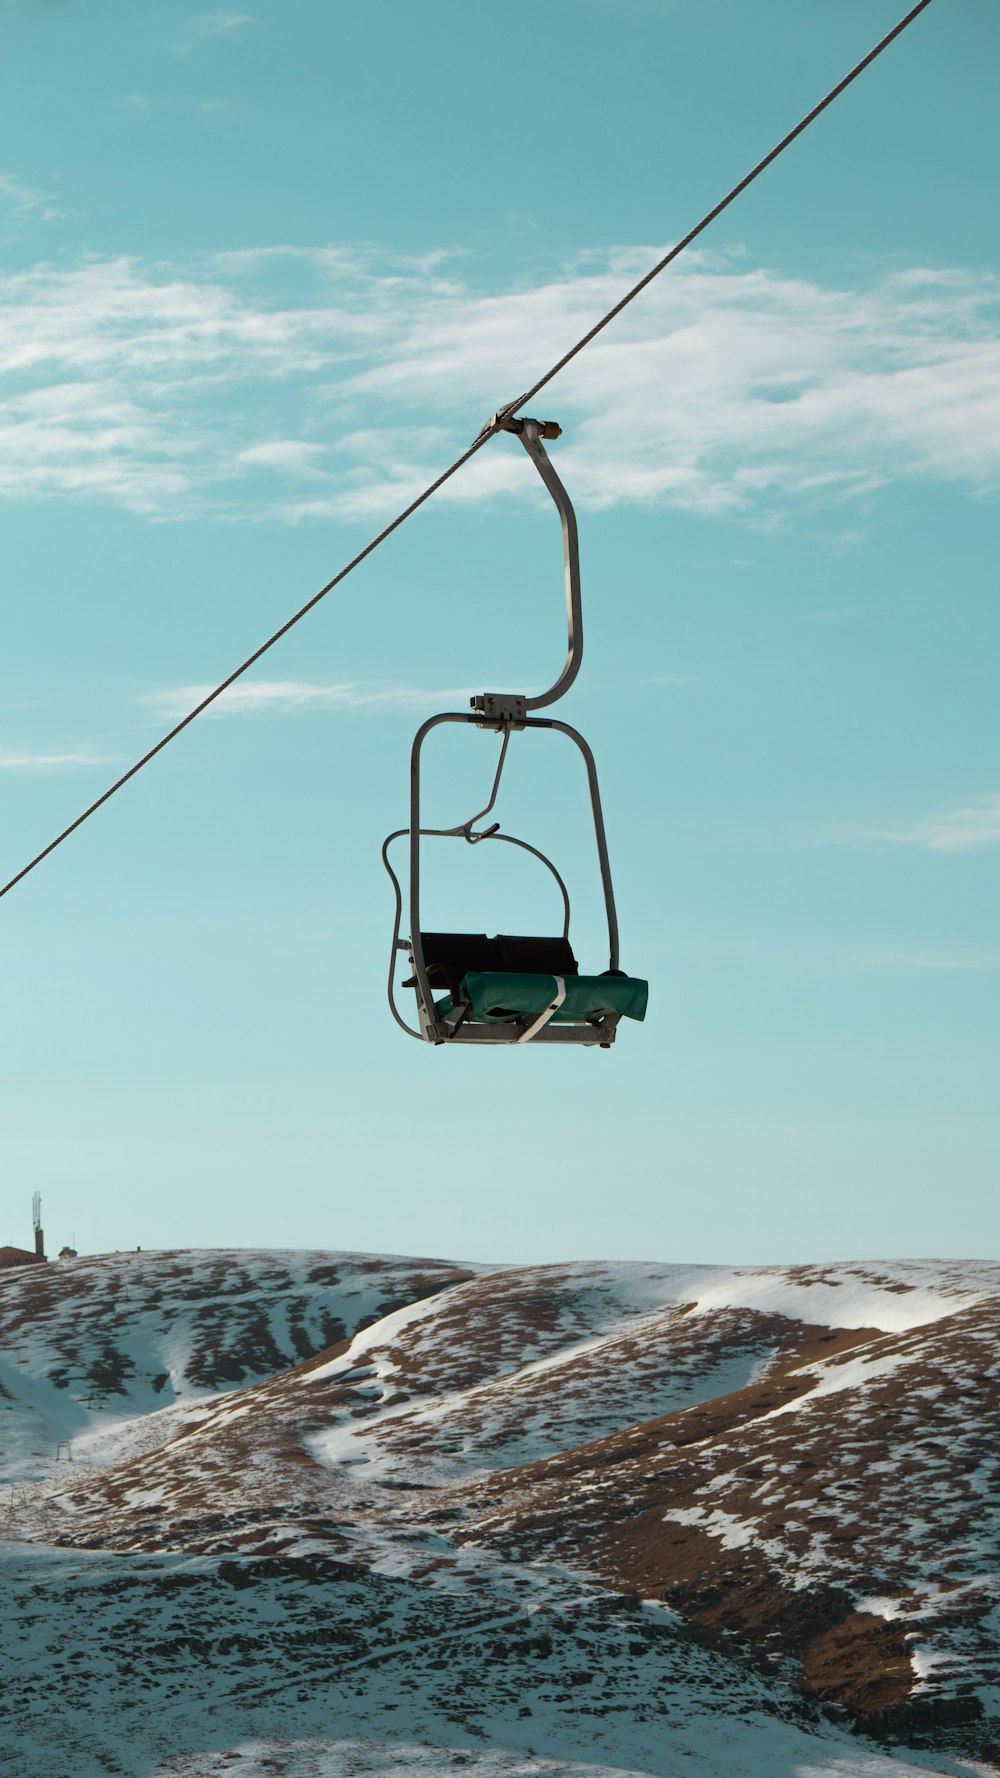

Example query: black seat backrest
[407,931,579,1004]
[415,932,502,1002]
[497,934,579,977]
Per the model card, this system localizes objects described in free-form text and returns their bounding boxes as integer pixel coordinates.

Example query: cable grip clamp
[474,401,562,446]
[470,693,527,727]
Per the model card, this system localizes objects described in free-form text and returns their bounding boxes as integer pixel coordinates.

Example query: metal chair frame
[382,415,623,1048]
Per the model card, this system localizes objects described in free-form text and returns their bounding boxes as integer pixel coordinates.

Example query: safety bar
[382,823,574,1043]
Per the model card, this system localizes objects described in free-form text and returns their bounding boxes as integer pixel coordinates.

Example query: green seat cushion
[440,969,647,1026]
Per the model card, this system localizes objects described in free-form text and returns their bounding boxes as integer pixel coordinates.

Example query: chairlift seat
[411,932,646,1031]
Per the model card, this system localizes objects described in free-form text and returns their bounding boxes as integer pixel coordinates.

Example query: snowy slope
[3,1251,1000,1777]
[0,1246,477,1483]
[2,1539,987,1778]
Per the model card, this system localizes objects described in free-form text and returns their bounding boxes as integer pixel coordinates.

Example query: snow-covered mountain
[0,1246,476,1481]
[2,1249,998,1778]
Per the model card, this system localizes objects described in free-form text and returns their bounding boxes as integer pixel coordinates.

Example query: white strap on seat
[515,974,567,1044]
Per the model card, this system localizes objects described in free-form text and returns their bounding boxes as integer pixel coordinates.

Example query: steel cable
[0,0,935,902]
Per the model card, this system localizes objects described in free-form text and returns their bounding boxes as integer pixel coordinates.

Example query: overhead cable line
[0,0,935,904]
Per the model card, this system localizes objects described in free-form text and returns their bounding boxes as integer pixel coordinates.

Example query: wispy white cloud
[1,244,998,521]
[194,12,251,33]
[235,439,326,476]
[883,794,1000,853]
[867,950,1000,971]
[0,749,117,770]
[820,793,1000,853]
[141,679,470,719]
[0,172,63,223]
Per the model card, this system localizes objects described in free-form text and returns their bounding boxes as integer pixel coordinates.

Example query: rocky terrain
[2,1248,999,1777]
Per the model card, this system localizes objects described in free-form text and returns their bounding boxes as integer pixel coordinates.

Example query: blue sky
[1,0,997,1266]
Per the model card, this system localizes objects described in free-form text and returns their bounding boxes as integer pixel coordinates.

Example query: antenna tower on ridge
[32,1192,45,1261]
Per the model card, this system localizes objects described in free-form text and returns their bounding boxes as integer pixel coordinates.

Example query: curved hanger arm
[470,418,582,721]
[514,420,583,712]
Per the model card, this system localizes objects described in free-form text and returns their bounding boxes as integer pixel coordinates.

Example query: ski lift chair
[382,414,648,1048]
